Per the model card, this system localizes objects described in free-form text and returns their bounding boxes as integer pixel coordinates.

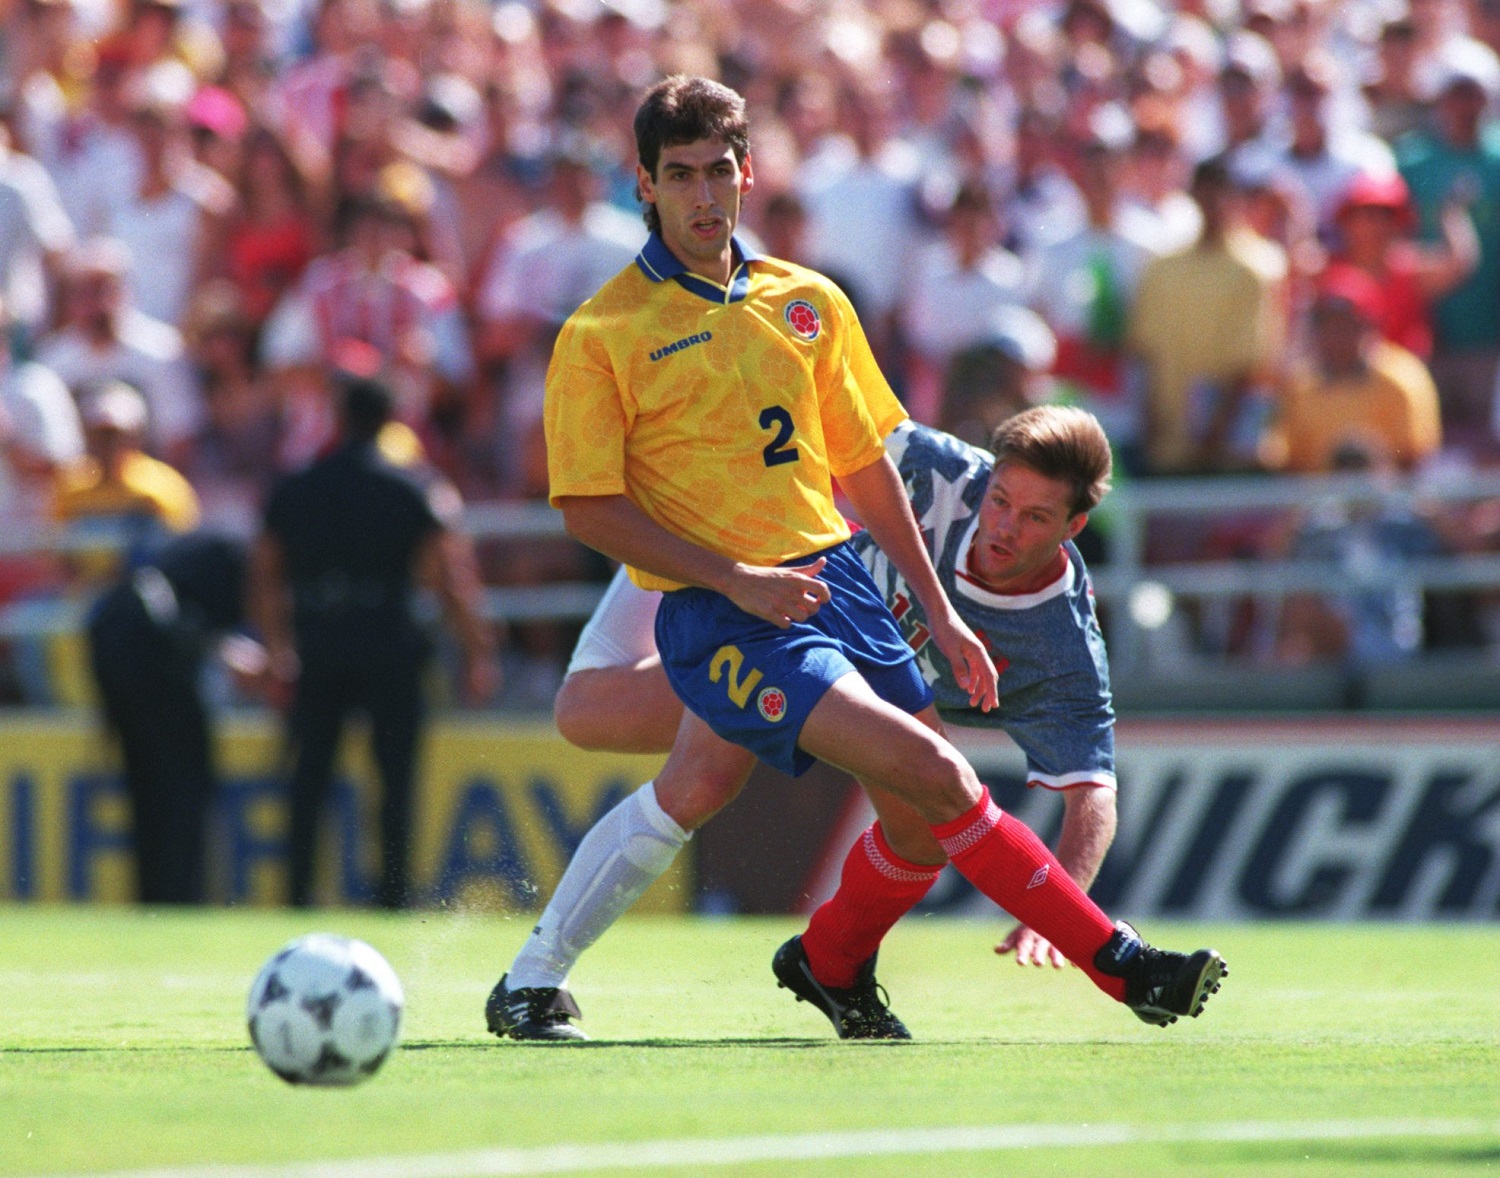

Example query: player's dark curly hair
[633,76,750,234]
[989,406,1113,517]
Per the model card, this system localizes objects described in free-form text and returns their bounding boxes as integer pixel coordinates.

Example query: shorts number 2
[710,644,764,708]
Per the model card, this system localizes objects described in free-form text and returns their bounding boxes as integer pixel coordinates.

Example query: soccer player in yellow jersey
[490,76,1227,1041]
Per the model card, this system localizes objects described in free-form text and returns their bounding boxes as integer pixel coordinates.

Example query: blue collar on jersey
[635,232,761,304]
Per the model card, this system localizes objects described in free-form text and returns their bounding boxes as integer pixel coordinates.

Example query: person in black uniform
[87,532,256,904]
[251,376,496,909]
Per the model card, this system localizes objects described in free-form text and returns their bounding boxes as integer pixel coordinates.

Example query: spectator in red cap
[1268,265,1442,474]
[185,85,249,186]
[1327,171,1477,362]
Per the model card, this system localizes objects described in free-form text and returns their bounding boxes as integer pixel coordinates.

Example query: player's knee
[553,677,608,750]
[655,750,753,830]
[879,817,947,865]
[907,741,982,820]
[654,773,744,830]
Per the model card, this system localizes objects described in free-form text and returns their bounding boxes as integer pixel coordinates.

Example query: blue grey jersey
[854,423,1116,791]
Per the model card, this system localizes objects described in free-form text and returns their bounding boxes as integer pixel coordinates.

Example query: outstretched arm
[995,785,1118,966]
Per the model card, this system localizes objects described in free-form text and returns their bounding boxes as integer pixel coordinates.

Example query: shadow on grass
[1,1044,252,1054]
[2,1038,1080,1056]
[1198,1141,1500,1169]
[402,1037,873,1050]
[400,1039,1139,1051]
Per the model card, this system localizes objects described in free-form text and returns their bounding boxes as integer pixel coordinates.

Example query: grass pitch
[1,907,1496,1177]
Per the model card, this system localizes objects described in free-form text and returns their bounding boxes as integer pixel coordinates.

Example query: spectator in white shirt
[103,70,236,327]
[798,79,925,362]
[474,138,643,494]
[32,44,141,240]
[997,106,1085,258]
[0,293,82,526]
[900,181,1028,424]
[33,237,201,465]
[0,125,75,347]
[1029,108,1167,463]
[1264,51,1398,238]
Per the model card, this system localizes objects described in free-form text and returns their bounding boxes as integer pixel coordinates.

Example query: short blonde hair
[989,405,1113,516]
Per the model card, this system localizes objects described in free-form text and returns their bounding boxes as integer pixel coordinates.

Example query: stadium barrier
[0,713,684,910]
[10,710,1489,920]
[8,467,1500,710]
[784,720,1500,922]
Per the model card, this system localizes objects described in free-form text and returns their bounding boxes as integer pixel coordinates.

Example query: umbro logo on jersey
[1026,865,1049,889]
[785,300,821,341]
[649,331,712,361]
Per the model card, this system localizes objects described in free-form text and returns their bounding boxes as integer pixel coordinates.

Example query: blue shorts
[654,541,934,777]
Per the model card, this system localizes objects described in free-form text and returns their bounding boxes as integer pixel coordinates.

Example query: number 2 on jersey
[759,406,800,467]
[710,644,764,708]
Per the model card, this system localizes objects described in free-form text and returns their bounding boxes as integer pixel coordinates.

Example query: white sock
[506,780,689,990]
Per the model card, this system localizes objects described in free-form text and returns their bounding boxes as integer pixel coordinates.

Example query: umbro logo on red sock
[1026,865,1049,889]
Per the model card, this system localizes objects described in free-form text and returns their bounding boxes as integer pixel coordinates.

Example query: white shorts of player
[565,565,664,675]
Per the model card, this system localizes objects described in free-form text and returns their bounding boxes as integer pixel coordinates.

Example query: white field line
[39,1117,1500,1178]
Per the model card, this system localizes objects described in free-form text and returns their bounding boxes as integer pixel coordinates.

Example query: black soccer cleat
[1094,921,1228,1027]
[772,935,911,1040]
[485,974,588,1042]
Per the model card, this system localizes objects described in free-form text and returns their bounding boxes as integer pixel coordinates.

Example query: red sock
[802,823,944,988]
[932,789,1126,1001]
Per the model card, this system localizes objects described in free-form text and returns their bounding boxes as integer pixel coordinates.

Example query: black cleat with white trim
[772,935,911,1040]
[1094,921,1228,1027]
[485,974,588,1042]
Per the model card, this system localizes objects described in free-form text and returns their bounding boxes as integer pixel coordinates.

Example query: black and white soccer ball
[246,933,404,1086]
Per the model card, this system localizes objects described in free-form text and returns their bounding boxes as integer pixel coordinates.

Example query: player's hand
[258,644,300,712]
[927,609,999,711]
[995,924,1069,969]
[219,633,268,680]
[725,558,831,628]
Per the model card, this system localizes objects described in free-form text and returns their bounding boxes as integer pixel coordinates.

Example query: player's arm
[837,455,998,711]
[997,784,1118,967]
[557,493,832,629]
[1053,783,1116,893]
[247,532,297,709]
[417,525,501,705]
[1412,196,1480,300]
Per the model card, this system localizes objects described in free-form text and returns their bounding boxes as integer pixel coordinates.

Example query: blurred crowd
[2,0,1500,702]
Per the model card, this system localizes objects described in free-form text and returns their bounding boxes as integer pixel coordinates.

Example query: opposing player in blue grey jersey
[487,405,1175,1042]
[859,421,1115,796]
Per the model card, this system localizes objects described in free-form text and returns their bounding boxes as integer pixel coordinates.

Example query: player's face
[970,462,1088,593]
[639,138,754,283]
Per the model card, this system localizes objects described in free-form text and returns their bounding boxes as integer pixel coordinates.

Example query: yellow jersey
[49,450,202,590]
[51,451,201,533]
[545,236,906,591]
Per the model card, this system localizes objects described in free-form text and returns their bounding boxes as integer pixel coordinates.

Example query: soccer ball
[246,933,404,1086]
